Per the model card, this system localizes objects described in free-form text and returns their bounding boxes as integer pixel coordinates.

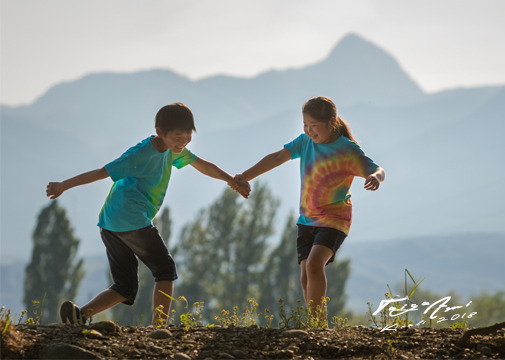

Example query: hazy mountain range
[1,33,504,314]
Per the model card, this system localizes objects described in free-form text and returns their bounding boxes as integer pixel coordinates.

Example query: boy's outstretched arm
[190,157,250,199]
[364,167,385,191]
[237,148,292,182]
[46,167,109,199]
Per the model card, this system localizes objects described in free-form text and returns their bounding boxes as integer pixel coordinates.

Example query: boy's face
[159,129,193,153]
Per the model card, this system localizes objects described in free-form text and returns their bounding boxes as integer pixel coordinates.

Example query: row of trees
[24,183,504,327]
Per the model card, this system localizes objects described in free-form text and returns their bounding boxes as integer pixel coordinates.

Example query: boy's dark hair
[155,103,196,134]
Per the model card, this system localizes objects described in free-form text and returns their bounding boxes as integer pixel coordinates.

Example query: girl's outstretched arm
[238,148,292,181]
[46,167,110,199]
[364,167,385,191]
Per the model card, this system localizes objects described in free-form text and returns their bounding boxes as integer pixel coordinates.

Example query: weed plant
[214,298,261,328]
[1,307,13,340]
[367,268,425,329]
[178,296,205,329]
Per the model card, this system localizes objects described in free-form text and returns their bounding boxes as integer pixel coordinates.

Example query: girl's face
[303,114,338,144]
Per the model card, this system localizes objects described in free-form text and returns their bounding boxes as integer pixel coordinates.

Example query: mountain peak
[300,33,425,105]
[327,33,391,61]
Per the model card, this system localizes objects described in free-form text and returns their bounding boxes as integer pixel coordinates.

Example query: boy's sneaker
[60,301,86,324]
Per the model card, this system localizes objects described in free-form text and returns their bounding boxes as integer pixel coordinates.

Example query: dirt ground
[1,320,505,359]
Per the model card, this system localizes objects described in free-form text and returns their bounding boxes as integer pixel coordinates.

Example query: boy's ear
[155,127,164,137]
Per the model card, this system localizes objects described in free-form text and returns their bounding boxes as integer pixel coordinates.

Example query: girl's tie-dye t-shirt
[98,136,197,232]
[284,133,379,235]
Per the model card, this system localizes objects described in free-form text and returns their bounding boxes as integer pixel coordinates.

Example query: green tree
[260,211,351,321]
[259,213,303,313]
[174,188,241,309]
[24,201,84,323]
[467,291,505,327]
[175,183,279,321]
[111,207,172,325]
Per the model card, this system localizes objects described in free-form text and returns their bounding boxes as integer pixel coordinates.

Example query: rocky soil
[2,320,505,359]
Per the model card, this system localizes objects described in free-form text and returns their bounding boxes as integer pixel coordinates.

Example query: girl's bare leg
[300,260,308,305]
[303,245,334,324]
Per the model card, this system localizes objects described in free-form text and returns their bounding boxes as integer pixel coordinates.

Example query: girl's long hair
[302,96,358,144]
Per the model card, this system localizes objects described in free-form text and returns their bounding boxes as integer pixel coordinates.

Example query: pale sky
[1,0,504,106]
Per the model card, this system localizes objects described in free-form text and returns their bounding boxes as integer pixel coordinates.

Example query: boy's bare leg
[152,280,174,325]
[81,289,127,319]
[304,245,334,324]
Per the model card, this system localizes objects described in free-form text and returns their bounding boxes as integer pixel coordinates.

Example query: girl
[235,96,385,320]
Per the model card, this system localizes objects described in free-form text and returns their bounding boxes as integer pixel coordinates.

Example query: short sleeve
[172,148,197,169]
[104,145,143,182]
[348,141,380,178]
[284,134,305,159]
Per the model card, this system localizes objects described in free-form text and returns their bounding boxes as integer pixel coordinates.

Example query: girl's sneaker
[60,300,86,324]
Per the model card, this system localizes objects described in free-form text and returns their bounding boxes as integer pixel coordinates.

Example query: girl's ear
[330,117,338,132]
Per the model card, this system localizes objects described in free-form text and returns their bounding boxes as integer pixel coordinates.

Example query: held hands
[46,182,64,199]
[228,174,251,199]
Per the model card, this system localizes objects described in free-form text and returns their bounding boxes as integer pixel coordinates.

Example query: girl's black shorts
[296,224,347,265]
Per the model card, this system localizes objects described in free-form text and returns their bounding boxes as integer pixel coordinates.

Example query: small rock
[42,323,67,328]
[174,353,191,360]
[280,350,295,358]
[147,328,172,339]
[41,343,99,359]
[89,320,119,333]
[231,349,247,357]
[284,329,309,337]
[218,353,235,359]
[477,344,492,355]
[82,329,105,339]
[126,350,141,357]
[285,345,299,352]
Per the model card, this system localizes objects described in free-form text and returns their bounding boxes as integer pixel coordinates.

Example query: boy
[46,103,250,325]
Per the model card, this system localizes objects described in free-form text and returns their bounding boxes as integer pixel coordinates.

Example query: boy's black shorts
[100,225,177,306]
[296,224,347,265]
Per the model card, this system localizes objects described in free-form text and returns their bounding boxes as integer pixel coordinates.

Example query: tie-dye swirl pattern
[284,134,379,234]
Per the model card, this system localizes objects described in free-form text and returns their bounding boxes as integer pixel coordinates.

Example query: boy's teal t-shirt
[98,136,197,232]
[284,133,379,235]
